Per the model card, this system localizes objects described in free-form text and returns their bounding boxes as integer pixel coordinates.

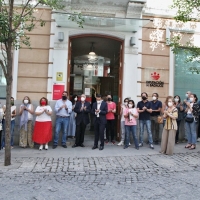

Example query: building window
[174,49,200,101]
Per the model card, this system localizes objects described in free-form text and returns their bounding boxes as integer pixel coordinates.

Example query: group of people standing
[1,90,200,155]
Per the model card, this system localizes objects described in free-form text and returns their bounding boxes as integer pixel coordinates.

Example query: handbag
[157,115,163,124]
[185,115,194,123]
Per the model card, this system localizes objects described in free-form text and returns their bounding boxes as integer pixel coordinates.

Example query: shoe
[129,143,131,146]
[111,140,115,144]
[105,140,109,144]
[175,141,179,144]
[45,144,48,150]
[52,145,57,149]
[136,147,139,150]
[80,144,85,147]
[11,146,14,149]
[123,145,129,149]
[150,144,154,149]
[39,145,43,150]
[92,145,98,150]
[185,144,192,148]
[117,141,124,146]
[99,146,104,150]
[154,140,159,145]
[2,147,5,150]
[189,145,196,150]
[62,144,67,148]
[72,144,78,148]
[139,143,143,147]
[197,138,200,142]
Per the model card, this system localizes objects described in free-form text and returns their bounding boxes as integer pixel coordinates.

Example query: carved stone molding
[126,2,146,18]
[124,46,138,55]
[68,30,125,40]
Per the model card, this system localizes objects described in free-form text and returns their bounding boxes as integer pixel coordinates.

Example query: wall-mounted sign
[74,76,82,90]
[56,72,63,81]
[146,72,164,87]
[53,84,64,100]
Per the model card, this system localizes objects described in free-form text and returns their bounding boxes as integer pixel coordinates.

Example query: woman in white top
[1,97,16,149]
[19,96,34,148]
[32,97,52,150]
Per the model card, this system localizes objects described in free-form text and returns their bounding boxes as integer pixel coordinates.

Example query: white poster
[74,76,82,90]
[85,88,90,95]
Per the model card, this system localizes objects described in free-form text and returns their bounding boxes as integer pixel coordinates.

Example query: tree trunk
[4,41,13,166]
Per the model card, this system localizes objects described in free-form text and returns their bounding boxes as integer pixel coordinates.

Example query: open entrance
[67,35,124,141]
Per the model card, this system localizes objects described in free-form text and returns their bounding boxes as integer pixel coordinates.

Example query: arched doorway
[67,34,124,141]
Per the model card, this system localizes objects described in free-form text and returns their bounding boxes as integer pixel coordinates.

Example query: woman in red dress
[33,97,52,150]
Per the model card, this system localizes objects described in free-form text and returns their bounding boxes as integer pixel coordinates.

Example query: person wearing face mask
[182,91,192,142]
[137,92,154,149]
[160,96,178,155]
[105,94,116,144]
[184,94,200,150]
[150,93,162,144]
[53,91,72,149]
[1,97,16,149]
[91,94,108,150]
[174,95,184,144]
[117,98,129,146]
[67,94,78,139]
[19,96,34,148]
[32,97,52,150]
[123,100,139,149]
[72,94,91,148]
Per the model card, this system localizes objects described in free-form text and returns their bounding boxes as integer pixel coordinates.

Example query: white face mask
[81,97,85,102]
[175,98,179,102]
[152,96,157,101]
[168,102,173,107]
[128,104,132,108]
[97,100,101,104]
[185,93,188,97]
[124,102,128,105]
[24,99,28,104]
[74,97,77,101]
[190,98,194,102]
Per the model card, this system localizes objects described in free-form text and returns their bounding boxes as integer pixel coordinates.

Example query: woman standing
[160,96,178,155]
[68,94,78,139]
[174,95,184,144]
[32,97,52,150]
[185,94,200,150]
[19,96,34,148]
[117,98,129,146]
[123,100,139,149]
[105,94,116,144]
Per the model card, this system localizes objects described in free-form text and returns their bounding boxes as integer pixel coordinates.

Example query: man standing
[72,94,91,148]
[150,93,162,144]
[91,94,108,150]
[137,92,154,149]
[53,91,72,149]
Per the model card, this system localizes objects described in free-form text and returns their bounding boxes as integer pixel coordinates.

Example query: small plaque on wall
[56,72,63,81]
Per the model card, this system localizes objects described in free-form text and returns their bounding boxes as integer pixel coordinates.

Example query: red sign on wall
[53,84,64,100]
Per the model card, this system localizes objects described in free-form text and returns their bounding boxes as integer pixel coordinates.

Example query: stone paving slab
[1,143,200,200]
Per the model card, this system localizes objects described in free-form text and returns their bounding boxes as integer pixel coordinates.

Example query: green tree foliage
[0,0,84,166]
[168,0,200,63]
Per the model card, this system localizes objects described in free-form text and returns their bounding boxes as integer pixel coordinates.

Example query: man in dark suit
[72,94,91,148]
[91,94,108,150]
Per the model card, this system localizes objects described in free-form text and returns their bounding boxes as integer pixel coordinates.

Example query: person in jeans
[118,97,129,146]
[185,94,200,150]
[105,94,116,144]
[123,100,139,150]
[150,93,162,144]
[53,91,72,149]
[137,92,154,149]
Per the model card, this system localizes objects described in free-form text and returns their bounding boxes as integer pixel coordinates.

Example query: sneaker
[62,144,67,148]
[139,143,143,147]
[129,143,131,146]
[111,140,115,144]
[197,138,200,142]
[11,146,14,149]
[45,144,48,150]
[39,145,43,150]
[105,140,109,144]
[123,145,129,149]
[150,144,154,149]
[52,145,57,149]
[117,141,124,146]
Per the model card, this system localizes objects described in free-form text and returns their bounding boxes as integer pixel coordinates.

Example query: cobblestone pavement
[1,148,200,200]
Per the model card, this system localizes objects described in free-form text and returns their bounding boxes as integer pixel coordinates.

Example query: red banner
[53,85,64,100]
